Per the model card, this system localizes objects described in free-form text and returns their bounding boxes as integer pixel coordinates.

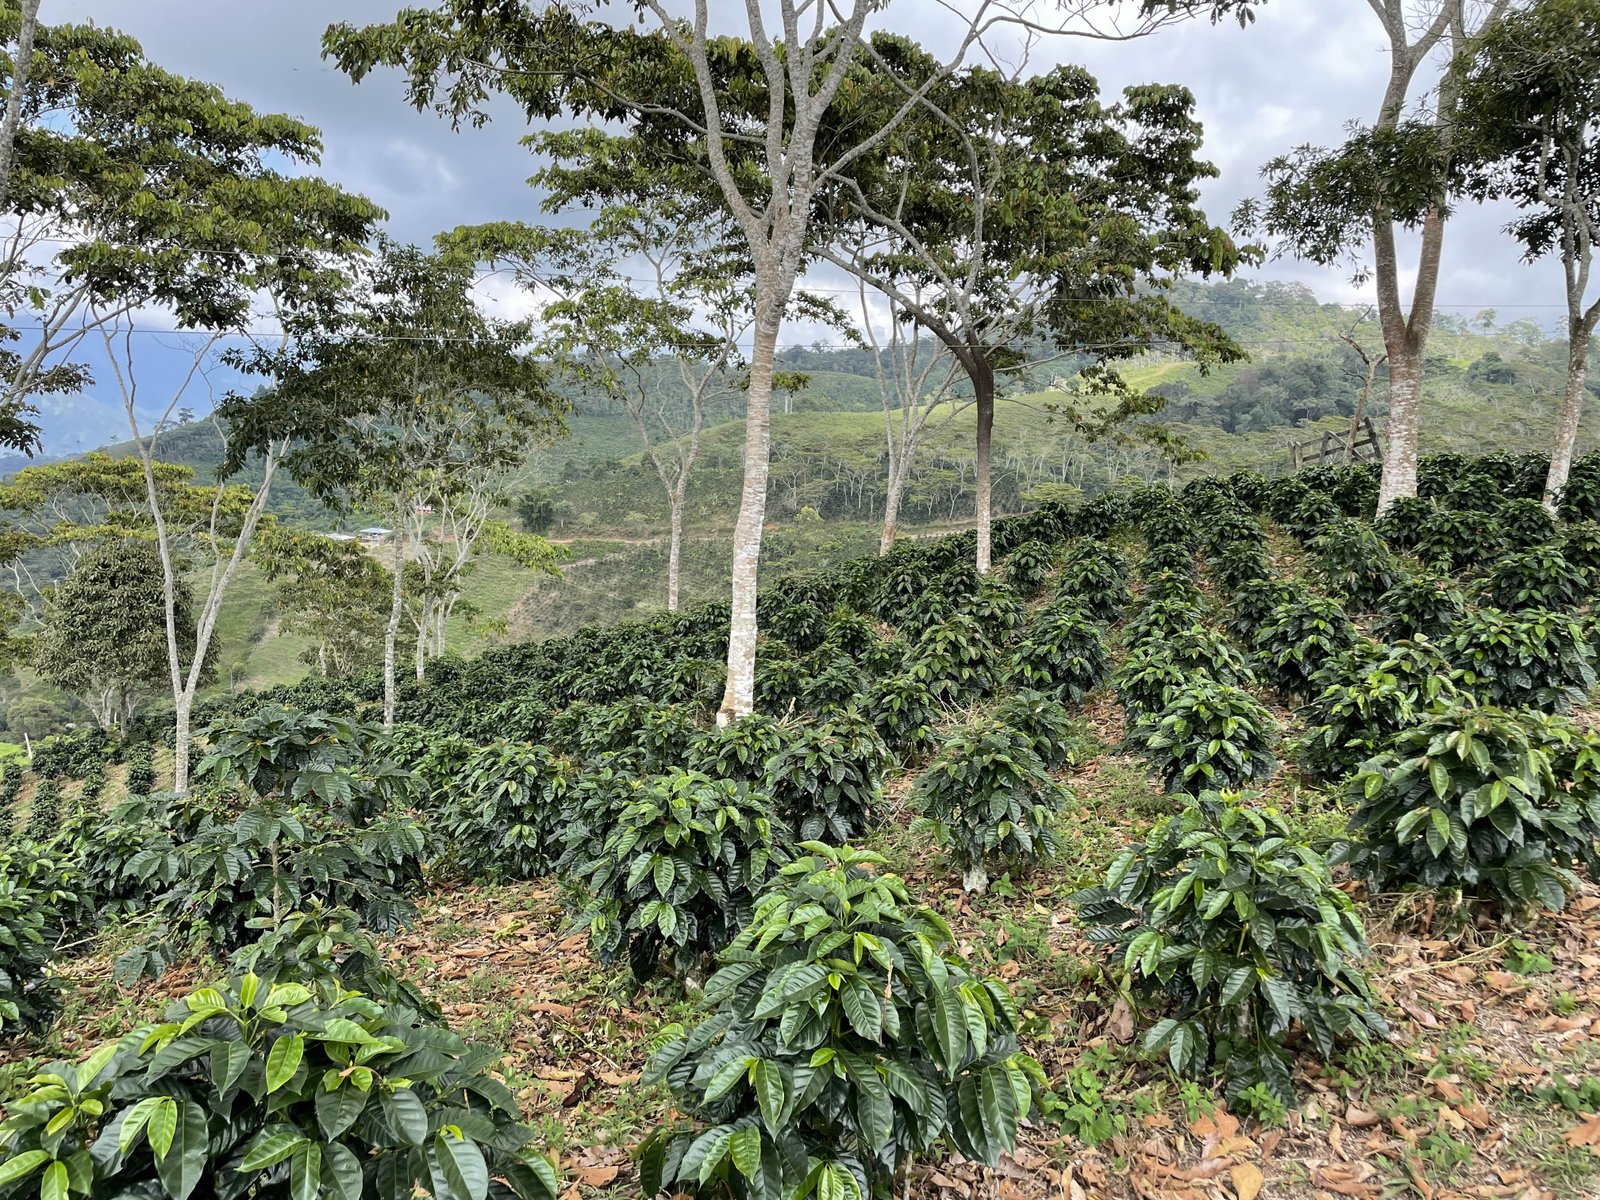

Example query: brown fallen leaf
[1230,1162,1264,1200]
[1344,1104,1381,1128]
[573,1166,620,1188]
[1562,1113,1600,1152]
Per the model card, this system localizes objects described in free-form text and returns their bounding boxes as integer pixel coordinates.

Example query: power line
[1,233,1579,306]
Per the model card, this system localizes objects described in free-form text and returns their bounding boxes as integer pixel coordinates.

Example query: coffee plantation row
[5,449,1600,1200]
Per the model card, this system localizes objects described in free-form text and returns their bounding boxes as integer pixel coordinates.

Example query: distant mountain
[0,392,173,475]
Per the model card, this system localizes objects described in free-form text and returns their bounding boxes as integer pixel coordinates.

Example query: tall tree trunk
[1376,352,1423,511]
[667,491,685,612]
[1546,321,1596,513]
[0,0,43,211]
[1374,207,1445,514]
[716,290,779,725]
[880,458,905,555]
[973,360,995,573]
[414,597,428,683]
[172,694,193,796]
[382,531,405,729]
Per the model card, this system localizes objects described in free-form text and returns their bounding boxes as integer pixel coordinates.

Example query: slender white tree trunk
[414,598,428,683]
[0,0,43,211]
[382,530,405,728]
[716,290,780,725]
[667,491,685,612]
[974,362,995,573]
[1376,354,1423,512]
[880,459,905,555]
[1546,326,1595,513]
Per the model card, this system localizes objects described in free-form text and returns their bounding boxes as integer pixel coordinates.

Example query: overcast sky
[36,1,1571,452]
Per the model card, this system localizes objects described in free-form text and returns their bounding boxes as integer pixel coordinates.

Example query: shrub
[1140,567,1201,605]
[1114,627,1253,722]
[1224,577,1298,644]
[1450,607,1596,711]
[1210,541,1273,592]
[0,974,561,1200]
[638,846,1041,1200]
[913,719,1069,892]
[991,692,1082,769]
[862,672,939,755]
[1057,543,1130,622]
[110,711,427,981]
[26,728,117,782]
[1133,682,1278,795]
[1004,602,1109,705]
[1282,491,1341,540]
[1497,496,1558,547]
[905,613,998,702]
[1005,539,1055,595]
[571,770,783,983]
[967,578,1026,637]
[553,697,699,771]
[1074,793,1386,1109]
[1297,639,1463,781]
[1141,542,1195,579]
[25,779,60,840]
[1372,495,1432,550]
[763,711,889,842]
[1559,455,1600,521]
[795,646,868,716]
[1124,598,1205,650]
[1561,521,1600,589]
[1252,593,1356,699]
[437,742,577,881]
[1413,506,1504,572]
[0,844,73,1038]
[1309,518,1401,610]
[228,901,439,1018]
[1478,544,1587,612]
[687,715,791,785]
[766,602,830,652]
[1199,509,1265,557]
[1140,499,1197,549]
[1346,703,1600,914]
[1373,570,1468,643]
[123,743,157,796]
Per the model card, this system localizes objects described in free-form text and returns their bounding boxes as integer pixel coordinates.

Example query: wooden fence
[1289,416,1383,471]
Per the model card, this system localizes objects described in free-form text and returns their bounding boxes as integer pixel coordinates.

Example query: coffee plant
[1558,454,1600,520]
[1496,496,1557,547]
[862,672,939,755]
[1075,793,1385,1109]
[572,770,783,983]
[0,845,73,1037]
[905,614,998,702]
[1057,543,1130,622]
[1450,607,1597,712]
[1133,681,1278,795]
[913,717,1068,892]
[991,691,1083,770]
[763,711,889,843]
[1372,495,1432,550]
[1309,518,1401,610]
[687,715,792,785]
[1004,539,1055,595]
[1124,598,1206,651]
[1560,521,1600,588]
[1373,570,1468,643]
[638,846,1042,1200]
[1345,703,1600,914]
[1224,577,1299,644]
[1413,506,1504,572]
[1004,602,1109,705]
[1478,544,1587,613]
[1297,639,1462,781]
[0,974,561,1200]
[437,742,577,880]
[1252,593,1356,699]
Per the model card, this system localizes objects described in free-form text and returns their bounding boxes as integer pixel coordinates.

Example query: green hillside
[6,279,1595,731]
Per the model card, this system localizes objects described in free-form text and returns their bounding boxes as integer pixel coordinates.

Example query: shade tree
[1236,0,1518,513]
[324,0,1267,723]
[1454,0,1600,512]
[221,238,565,727]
